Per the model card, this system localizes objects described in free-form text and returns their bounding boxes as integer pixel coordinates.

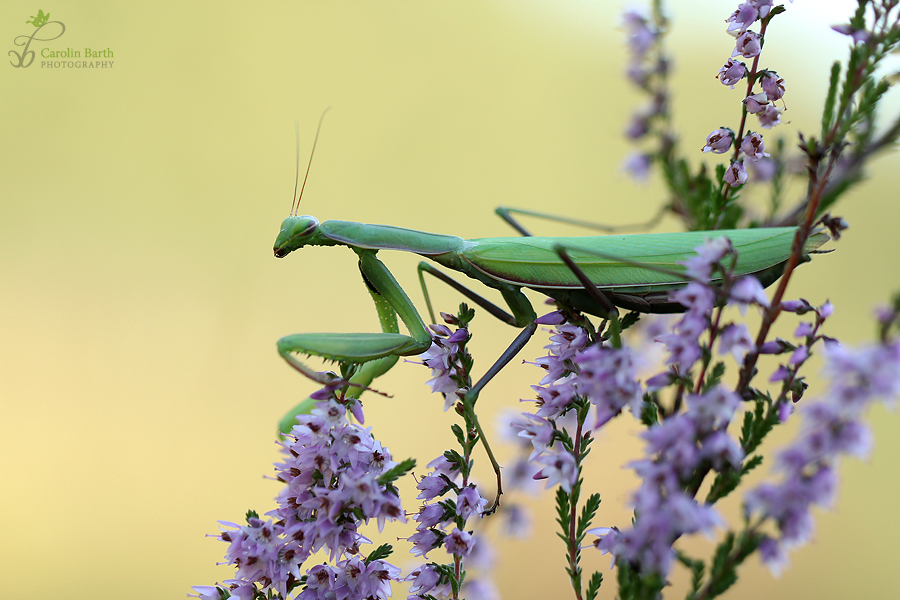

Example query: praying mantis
[273,212,828,405]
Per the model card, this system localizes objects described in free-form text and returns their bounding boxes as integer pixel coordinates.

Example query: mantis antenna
[291,107,331,216]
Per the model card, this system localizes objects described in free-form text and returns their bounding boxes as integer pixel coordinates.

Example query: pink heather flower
[416,474,449,501]
[456,485,488,520]
[717,58,748,88]
[622,152,653,182]
[444,528,476,556]
[679,237,733,280]
[533,450,578,492]
[726,3,759,34]
[622,7,655,57]
[759,70,785,101]
[733,30,762,58]
[730,275,770,313]
[740,132,770,161]
[749,157,777,181]
[758,104,782,128]
[512,413,555,458]
[626,112,651,139]
[409,528,443,558]
[724,159,749,187]
[702,128,735,154]
[574,344,643,425]
[750,0,775,19]
[687,385,740,431]
[759,536,790,577]
[719,323,754,362]
[743,92,769,114]
[671,282,716,311]
[406,564,442,595]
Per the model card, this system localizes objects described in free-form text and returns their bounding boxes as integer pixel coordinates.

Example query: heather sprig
[192,393,412,600]
[406,304,499,600]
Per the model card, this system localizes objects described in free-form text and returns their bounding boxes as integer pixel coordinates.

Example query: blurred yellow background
[2,1,898,599]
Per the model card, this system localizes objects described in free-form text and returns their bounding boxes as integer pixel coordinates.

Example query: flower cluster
[406,454,488,597]
[709,1,787,187]
[746,337,900,575]
[408,321,470,410]
[193,399,408,600]
[587,238,771,576]
[620,4,671,181]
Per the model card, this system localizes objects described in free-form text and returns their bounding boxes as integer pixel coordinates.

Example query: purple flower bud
[416,503,446,529]
[740,132,770,161]
[416,474,449,500]
[448,328,469,343]
[717,58,748,89]
[770,364,790,382]
[743,92,769,114]
[646,371,674,390]
[535,310,566,325]
[724,159,749,187]
[759,70,785,101]
[789,346,809,366]
[818,301,834,319]
[626,112,651,140]
[733,30,762,58]
[757,105,782,129]
[831,23,870,44]
[777,400,794,422]
[794,322,813,338]
[760,340,783,354]
[702,128,735,154]
[781,299,813,314]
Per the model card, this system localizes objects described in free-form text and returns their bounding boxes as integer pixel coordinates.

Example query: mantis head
[274,215,320,257]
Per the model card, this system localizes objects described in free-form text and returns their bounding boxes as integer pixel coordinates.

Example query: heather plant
[193,2,900,599]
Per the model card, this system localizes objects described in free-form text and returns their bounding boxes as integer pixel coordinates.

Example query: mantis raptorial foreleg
[277,281,403,433]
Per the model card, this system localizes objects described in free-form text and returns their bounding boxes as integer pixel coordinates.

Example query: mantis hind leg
[417,262,521,326]
[495,206,667,237]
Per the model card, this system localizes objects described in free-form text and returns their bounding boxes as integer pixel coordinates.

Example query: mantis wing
[461,227,829,292]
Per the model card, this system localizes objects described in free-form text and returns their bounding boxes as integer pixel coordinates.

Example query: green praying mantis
[274,212,828,400]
